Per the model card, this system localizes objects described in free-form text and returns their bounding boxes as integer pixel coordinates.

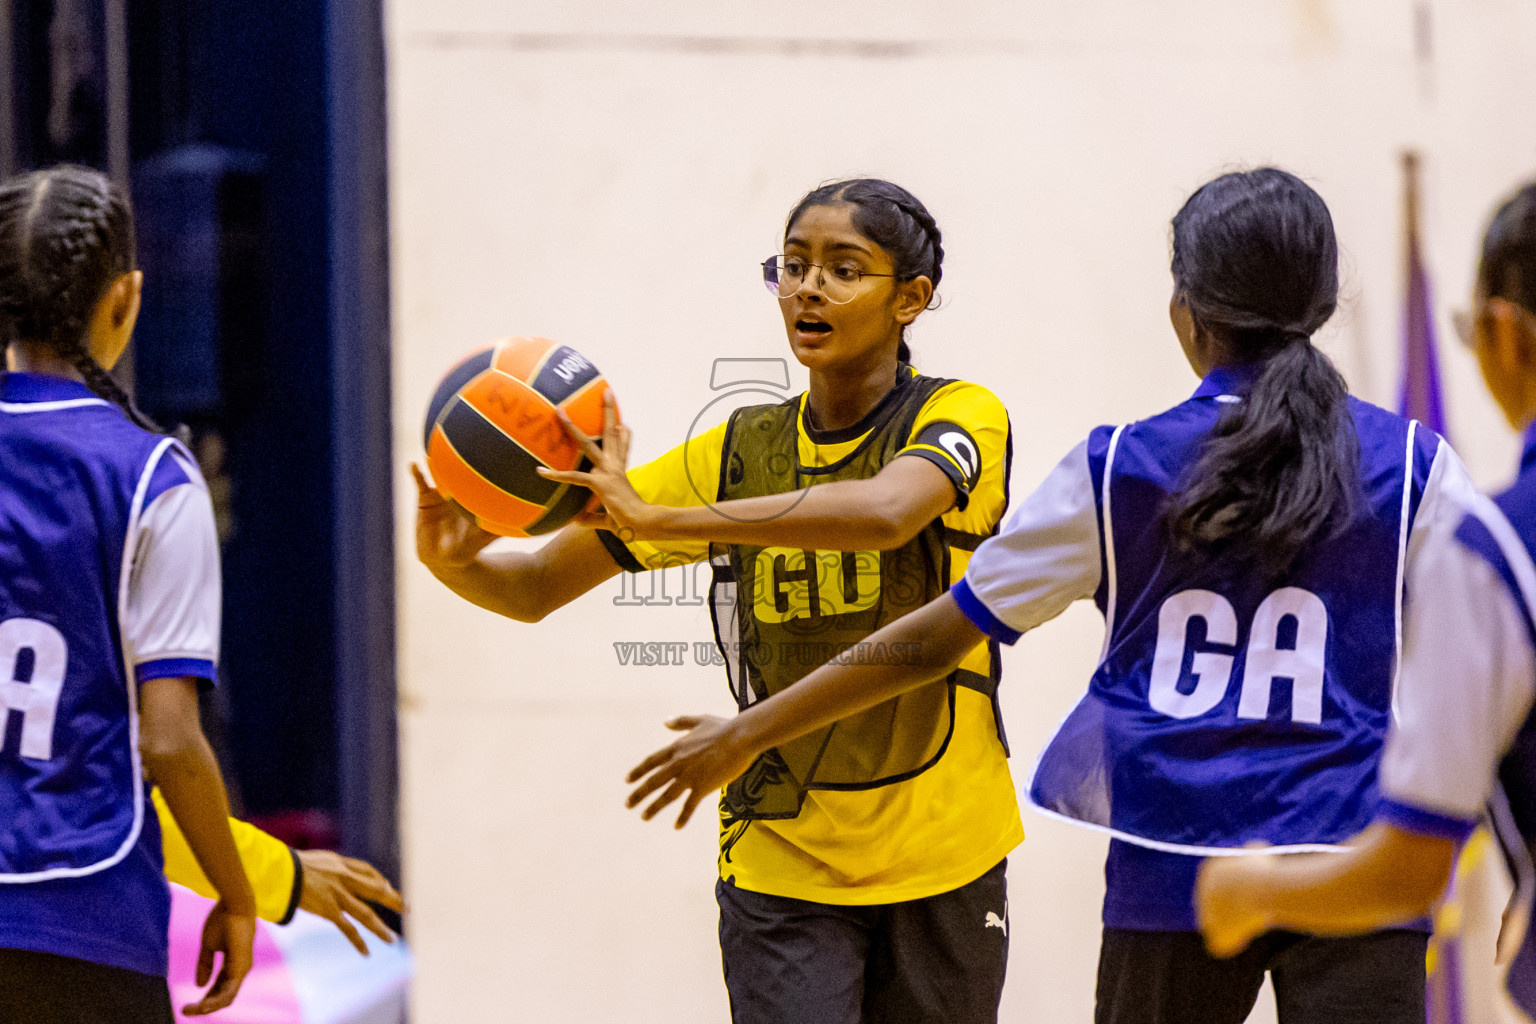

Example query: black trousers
[1096,926,1428,1024]
[717,858,1009,1024]
[0,947,174,1024]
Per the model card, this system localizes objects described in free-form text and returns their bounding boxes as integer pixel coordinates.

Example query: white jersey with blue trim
[0,372,220,977]
[952,364,1470,855]
[1376,423,1536,1017]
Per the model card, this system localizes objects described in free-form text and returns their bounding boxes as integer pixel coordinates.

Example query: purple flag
[1398,153,1449,436]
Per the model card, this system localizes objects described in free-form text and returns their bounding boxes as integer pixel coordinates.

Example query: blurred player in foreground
[627,168,1472,1024]
[0,165,255,1021]
[1196,181,1536,1019]
[0,165,402,1024]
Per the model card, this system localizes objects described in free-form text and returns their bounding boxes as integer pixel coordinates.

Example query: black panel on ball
[530,346,601,405]
[423,348,495,450]
[527,463,595,535]
[438,398,560,505]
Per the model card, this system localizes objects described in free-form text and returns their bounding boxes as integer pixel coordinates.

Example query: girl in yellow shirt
[417,178,1019,1023]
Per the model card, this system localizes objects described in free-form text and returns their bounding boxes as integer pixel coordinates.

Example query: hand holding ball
[423,337,618,537]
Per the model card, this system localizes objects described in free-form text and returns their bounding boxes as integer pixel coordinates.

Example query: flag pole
[1397,148,1447,437]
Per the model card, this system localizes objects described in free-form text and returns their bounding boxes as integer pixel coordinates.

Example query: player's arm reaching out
[412,463,623,622]
[139,677,257,1017]
[156,790,404,954]
[1195,825,1455,957]
[1197,496,1536,958]
[625,435,1100,827]
[415,391,960,621]
[625,594,986,827]
[538,391,957,553]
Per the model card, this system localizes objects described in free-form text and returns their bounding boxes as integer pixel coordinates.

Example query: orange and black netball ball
[423,337,614,537]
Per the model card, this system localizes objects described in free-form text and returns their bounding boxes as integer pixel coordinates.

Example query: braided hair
[785,179,945,364]
[0,164,160,431]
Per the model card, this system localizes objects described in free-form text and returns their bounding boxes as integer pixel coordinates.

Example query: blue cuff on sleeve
[136,658,218,688]
[950,577,1022,645]
[1377,798,1478,842]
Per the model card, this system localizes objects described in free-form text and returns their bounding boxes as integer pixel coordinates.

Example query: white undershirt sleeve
[123,475,223,685]
[1380,488,1536,835]
[952,438,1102,643]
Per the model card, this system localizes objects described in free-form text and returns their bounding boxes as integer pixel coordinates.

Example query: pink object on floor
[166,884,411,1024]
[169,886,304,1022]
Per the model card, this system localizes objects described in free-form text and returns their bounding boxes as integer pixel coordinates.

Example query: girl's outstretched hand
[298,849,405,956]
[539,390,658,539]
[411,463,497,570]
[626,715,756,829]
[1194,855,1274,958]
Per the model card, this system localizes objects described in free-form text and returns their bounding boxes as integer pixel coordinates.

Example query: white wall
[386,3,1536,1020]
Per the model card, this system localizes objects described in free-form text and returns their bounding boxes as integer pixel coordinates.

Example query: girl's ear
[87,270,143,371]
[892,275,933,325]
[1487,297,1534,364]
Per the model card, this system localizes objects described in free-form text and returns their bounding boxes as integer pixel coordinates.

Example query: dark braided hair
[0,164,161,431]
[1164,168,1358,578]
[785,179,944,364]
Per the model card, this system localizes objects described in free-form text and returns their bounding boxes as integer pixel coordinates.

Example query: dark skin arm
[623,594,986,827]
[1195,822,1456,957]
[412,463,622,623]
[538,391,958,553]
[139,677,256,1017]
[416,395,958,619]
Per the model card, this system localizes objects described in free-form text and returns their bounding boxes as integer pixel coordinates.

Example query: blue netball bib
[1030,367,1438,854]
[0,376,176,881]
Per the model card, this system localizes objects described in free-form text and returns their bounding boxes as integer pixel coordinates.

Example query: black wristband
[278,847,304,925]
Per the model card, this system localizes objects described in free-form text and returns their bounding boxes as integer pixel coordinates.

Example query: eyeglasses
[761,255,894,304]
[1452,303,1536,349]
[1452,309,1477,349]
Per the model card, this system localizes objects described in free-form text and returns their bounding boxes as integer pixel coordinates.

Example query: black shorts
[1095,926,1427,1024]
[716,858,1009,1024]
[0,947,174,1024]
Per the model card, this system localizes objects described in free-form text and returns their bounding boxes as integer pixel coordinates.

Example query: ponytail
[1164,168,1355,575]
[1167,340,1357,575]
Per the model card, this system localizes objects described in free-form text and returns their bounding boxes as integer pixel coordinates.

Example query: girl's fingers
[676,790,706,830]
[602,390,620,447]
[343,858,404,910]
[412,463,449,507]
[627,743,679,783]
[203,966,244,1013]
[615,422,632,465]
[626,759,679,806]
[330,905,368,956]
[643,780,689,820]
[665,715,703,731]
[537,468,591,487]
[195,942,215,986]
[338,889,394,947]
[556,409,604,461]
